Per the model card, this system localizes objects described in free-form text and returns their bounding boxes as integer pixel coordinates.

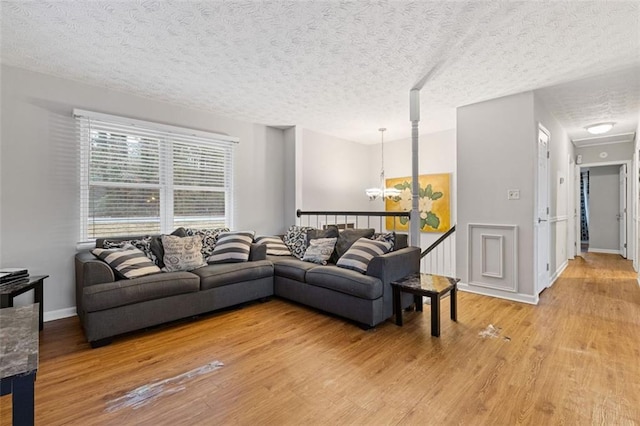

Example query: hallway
[537,252,639,423]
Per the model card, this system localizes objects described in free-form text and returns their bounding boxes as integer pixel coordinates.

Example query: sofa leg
[357,323,374,331]
[258,296,272,303]
[90,337,113,348]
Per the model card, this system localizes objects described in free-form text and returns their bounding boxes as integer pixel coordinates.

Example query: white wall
[534,93,573,281]
[283,127,297,228]
[298,128,371,212]
[0,65,287,319]
[457,92,537,303]
[588,165,621,252]
[635,127,640,273]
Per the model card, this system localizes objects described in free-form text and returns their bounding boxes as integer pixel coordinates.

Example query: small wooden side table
[0,276,48,331]
[391,272,459,337]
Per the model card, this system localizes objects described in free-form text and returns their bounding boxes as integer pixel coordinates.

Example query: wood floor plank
[1,253,639,425]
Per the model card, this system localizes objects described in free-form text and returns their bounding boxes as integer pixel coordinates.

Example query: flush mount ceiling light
[585,122,615,135]
[366,128,401,201]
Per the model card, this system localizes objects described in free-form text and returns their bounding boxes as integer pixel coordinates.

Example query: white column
[409,89,420,247]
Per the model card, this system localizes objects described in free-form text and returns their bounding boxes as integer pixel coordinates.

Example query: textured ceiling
[1,1,639,143]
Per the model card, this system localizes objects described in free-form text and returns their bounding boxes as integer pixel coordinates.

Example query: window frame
[75,109,238,242]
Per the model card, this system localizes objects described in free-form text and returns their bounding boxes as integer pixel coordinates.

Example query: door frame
[574,159,632,259]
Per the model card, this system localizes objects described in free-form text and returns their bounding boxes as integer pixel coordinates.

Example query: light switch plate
[507,189,520,200]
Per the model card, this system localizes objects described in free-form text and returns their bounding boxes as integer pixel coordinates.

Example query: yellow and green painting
[385,173,451,233]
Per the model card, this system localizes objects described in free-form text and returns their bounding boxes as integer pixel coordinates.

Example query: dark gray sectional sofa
[75,234,419,347]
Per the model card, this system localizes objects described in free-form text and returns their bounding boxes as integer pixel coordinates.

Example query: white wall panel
[468,224,518,293]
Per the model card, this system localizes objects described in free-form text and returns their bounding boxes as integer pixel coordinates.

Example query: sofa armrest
[366,246,420,285]
[75,251,116,319]
[75,251,115,287]
[249,243,267,261]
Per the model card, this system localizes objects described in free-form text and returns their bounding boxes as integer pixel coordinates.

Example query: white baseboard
[457,282,538,305]
[44,307,77,322]
[550,260,569,286]
[588,248,621,255]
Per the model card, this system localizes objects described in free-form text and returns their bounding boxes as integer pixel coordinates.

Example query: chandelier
[366,128,401,200]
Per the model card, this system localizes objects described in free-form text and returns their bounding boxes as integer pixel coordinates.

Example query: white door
[535,126,550,294]
[619,164,627,257]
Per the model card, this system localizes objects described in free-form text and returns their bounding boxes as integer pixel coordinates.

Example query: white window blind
[75,109,237,241]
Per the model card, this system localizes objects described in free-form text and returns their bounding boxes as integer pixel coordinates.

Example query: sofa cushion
[161,235,207,272]
[255,236,291,256]
[337,238,393,274]
[305,266,383,300]
[207,231,255,264]
[83,271,200,312]
[192,260,274,290]
[91,246,161,279]
[302,237,337,265]
[268,256,318,281]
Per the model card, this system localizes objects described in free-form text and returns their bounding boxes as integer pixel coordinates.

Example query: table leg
[34,280,44,331]
[393,286,403,326]
[414,294,423,312]
[12,372,35,426]
[430,294,440,337]
[450,284,457,322]
[0,378,10,396]
[1,293,13,309]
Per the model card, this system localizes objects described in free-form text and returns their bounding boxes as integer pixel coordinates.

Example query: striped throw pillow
[207,231,255,264]
[255,236,291,256]
[91,246,161,279]
[336,238,393,274]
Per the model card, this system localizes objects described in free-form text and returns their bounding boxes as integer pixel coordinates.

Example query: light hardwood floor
[2,253,639,425]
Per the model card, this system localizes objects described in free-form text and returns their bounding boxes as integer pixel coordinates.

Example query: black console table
[0,304,39,425]
[0,275,48,331]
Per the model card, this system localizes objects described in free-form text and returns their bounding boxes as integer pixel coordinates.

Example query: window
[75,109,237,241]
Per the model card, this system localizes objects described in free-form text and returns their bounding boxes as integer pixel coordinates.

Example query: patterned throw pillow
[283,225,315,260]
[302,237,338,265]
[160,235,207,272]
[185,227,230,258]
[336,238,393,274]
[103,237,157,264]
[372,232,396,251]
[151,228,187,268]
[255,236,291,256]
[91,246,161,279]
[207,231,255,264]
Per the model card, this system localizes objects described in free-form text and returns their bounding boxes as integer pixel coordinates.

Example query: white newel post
[409,89,420,247]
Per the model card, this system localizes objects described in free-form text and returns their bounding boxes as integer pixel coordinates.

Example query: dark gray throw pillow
[334,228,376,261]
[306,225,339,242]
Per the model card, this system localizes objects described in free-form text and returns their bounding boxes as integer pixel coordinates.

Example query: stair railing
[420,225,456,277]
